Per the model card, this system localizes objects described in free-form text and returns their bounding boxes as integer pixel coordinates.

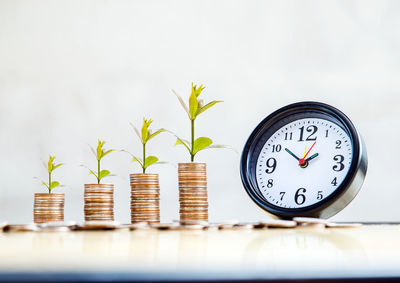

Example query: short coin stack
[84,184,114,221]
[33,193,65,224]
[178,162,208,223]
[130,173,160,224]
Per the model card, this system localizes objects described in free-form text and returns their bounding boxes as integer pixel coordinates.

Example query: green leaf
[192,83,205,97]
[175,138,185,146]
[49,181,60,190]
[175,138,191,152]
[193,137,213,154]
[172,89,190,118]
[53,163,64,171]
[141,118,152,143]
[141,125,148,142]
[99,170,110,180]
[101,149,114,159]
[196,100,223,116]
[148,129,165,141]
[88,170,98,178]
[189,91,198,120]
[144,156,158,169]
[80,164,98,178]
[131,156,143,166]
[34,177,50,189]
[96,140,105,160]
[48,156,55,172]
[165,130,191,153]
[120,150,144,167]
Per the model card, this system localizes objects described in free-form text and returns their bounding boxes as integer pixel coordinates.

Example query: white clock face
[256,118,353,209]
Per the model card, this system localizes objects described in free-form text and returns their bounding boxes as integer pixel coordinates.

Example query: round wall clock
[240,102,368,219]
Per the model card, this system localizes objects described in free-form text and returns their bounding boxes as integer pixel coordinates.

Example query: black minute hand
[285,148,300,161]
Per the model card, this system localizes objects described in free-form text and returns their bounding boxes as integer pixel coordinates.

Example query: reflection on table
[0,225,399,280]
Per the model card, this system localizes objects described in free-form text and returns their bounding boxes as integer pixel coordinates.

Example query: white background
[0,0,397,223]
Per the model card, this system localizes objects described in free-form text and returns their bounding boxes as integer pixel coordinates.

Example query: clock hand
[305,153,319,162]
[299,141,316,166]
[285,148,300,161]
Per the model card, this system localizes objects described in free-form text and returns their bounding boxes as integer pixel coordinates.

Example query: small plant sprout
[82,140,115,184]
[123,118,166,173]
[35,156,64,193]
[172,83,232,162]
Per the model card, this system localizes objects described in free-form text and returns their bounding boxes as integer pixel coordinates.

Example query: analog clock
[240,102,368,219]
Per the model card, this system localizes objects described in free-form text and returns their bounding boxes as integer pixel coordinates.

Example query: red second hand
[299,141,316,166]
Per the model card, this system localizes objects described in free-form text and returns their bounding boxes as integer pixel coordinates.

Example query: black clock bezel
[240,101,361,218]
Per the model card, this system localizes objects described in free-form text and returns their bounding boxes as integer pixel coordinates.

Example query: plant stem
[97,159,100,184]
[191,119,195,162]
[142,142,146,174]
[48,171,51,194]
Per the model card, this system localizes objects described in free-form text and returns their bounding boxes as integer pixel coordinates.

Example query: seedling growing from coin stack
[123,118,166,173]
[123,118,166,224]
[171,83,232,224]
[172,83,231,161]
[35,155,64,193]
[82,140,115,184]
[33,155,65,224]
[82,140,116,222]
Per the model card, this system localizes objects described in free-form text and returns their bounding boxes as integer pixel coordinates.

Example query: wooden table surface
[0,224,399,282]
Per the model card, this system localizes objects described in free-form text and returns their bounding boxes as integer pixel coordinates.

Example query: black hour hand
[285,148,300,161]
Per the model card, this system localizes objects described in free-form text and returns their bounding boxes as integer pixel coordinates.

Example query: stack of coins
[84,184,114,221]
[130,174,160,224]
[33,193,65,224]
[178,163,208,223]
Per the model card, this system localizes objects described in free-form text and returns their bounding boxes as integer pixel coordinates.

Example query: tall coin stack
[84,184,114,221]
[178,162,208,223]
[34,193,65,224]
[130,173,160,224]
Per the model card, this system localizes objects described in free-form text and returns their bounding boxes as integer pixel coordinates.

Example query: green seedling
[82,140,115,184]
[35,155,64,193]
[122,118,166,173]
[172,83,232,161]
